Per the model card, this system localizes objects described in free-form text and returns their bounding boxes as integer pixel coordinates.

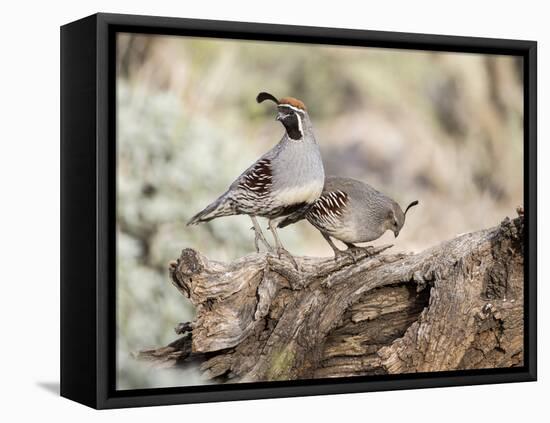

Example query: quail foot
[278,176,418,261]
[188,92,325,264]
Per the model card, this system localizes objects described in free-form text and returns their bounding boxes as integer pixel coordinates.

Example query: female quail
[188,92,325,258]
[278,176,418,259]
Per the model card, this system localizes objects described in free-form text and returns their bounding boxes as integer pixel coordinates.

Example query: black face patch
[280,112,303,140]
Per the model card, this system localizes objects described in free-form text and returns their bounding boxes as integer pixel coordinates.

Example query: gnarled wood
[137,213,524,382]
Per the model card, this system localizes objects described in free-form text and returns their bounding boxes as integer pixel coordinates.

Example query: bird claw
[346,245,374,257]
[347,245,377,258]
[333,245,378,263]
[273,247,299,270]
[334,249,357,264]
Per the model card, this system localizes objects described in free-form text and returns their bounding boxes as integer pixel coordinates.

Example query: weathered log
[137,213,524,382]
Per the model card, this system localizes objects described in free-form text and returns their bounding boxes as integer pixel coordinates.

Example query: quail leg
[344,242,376,257]
[322,233,357,263]
[268,219,298,269]
[250,216,272,252]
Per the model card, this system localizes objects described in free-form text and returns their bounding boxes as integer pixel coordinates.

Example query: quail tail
[276,206,309,229]
[187,194,235,225]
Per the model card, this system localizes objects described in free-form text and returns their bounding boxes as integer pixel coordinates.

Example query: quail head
[278,176,418,260]
[188,92,325,261]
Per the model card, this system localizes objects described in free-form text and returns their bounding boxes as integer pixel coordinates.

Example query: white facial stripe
[278,104,305,114]
[295,112,303,138]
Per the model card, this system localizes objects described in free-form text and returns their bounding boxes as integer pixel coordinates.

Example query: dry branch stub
[137,214,524,382]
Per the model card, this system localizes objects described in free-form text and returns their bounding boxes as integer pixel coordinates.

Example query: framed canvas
[60,13,537,409]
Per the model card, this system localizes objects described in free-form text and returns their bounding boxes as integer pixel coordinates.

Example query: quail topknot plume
[188,92,325,260]
[278,176,418,260]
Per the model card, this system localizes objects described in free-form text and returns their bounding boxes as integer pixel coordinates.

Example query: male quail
[278,176,418,259]
[188,92,325,258]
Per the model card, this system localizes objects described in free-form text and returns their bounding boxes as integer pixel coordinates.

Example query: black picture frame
[60,12,537,409]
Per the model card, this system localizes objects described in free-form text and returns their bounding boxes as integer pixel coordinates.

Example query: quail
[278,176,418,260]
[188,92,325,259]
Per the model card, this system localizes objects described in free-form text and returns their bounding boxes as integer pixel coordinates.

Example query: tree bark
[138,212,524,382]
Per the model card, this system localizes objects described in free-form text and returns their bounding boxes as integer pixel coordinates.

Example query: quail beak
[393,230,400,238]
[276,111,285,121]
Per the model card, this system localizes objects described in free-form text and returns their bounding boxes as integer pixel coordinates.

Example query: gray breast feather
[270,138,325,204]
[226,134,324,218]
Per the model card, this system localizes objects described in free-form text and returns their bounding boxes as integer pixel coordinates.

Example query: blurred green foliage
[116,34,523,389]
